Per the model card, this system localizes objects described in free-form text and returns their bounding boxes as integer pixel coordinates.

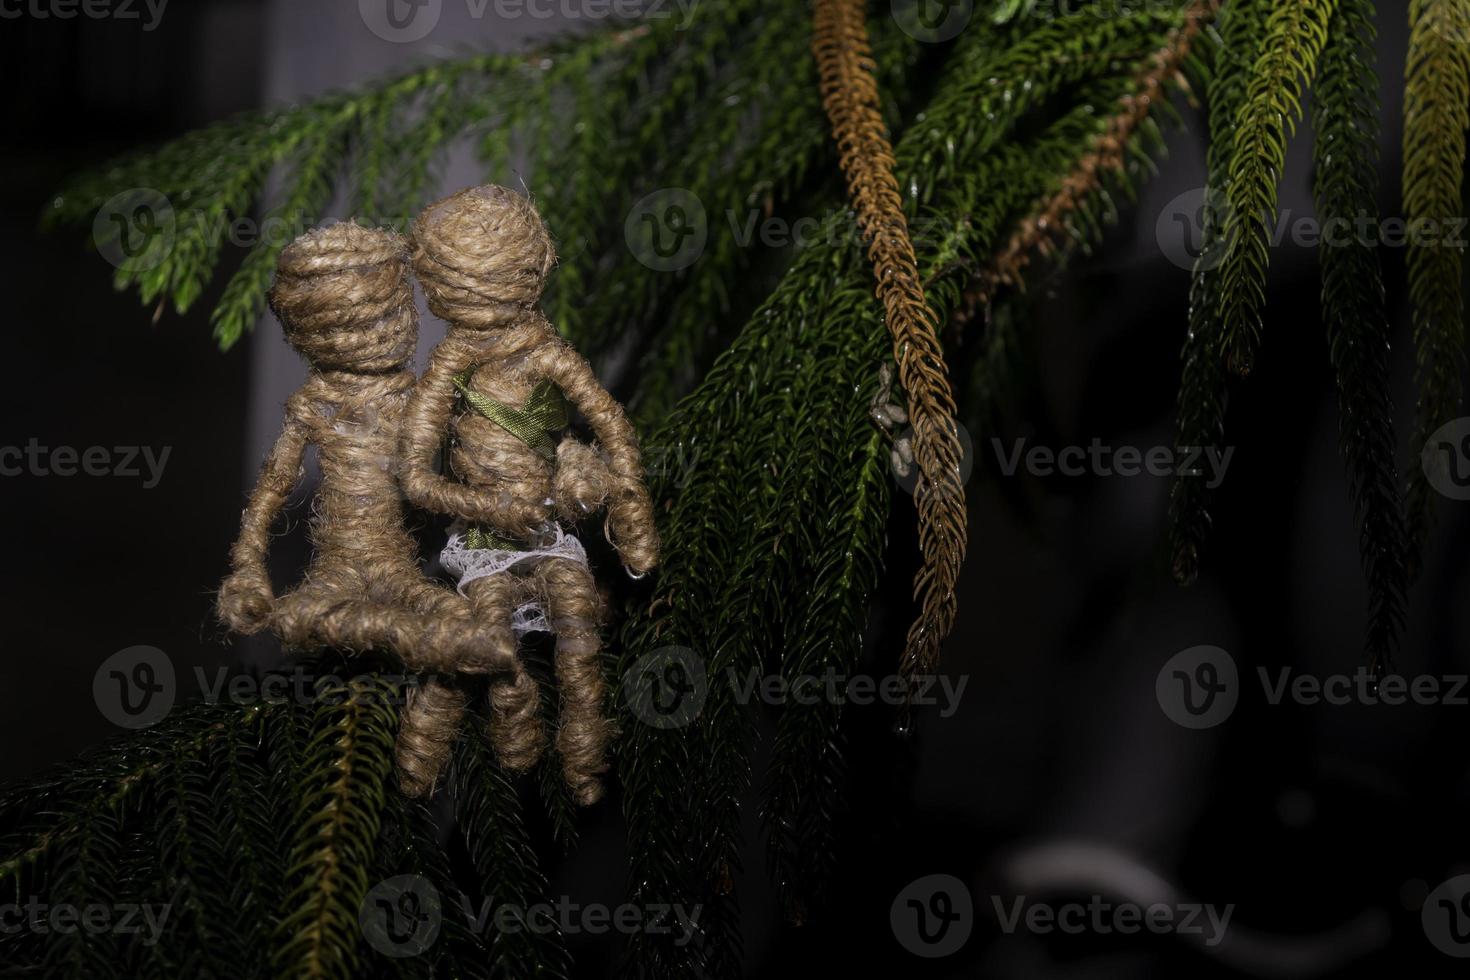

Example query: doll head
[268,222,417,373]
[411,185,557,329]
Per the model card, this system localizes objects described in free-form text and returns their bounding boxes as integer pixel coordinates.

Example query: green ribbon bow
[453,373,569,461]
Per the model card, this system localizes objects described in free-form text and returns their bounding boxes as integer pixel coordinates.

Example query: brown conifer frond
[812,0,967,685]
[971,0,1219,315]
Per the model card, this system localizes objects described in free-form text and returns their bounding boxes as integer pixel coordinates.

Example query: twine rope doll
[216,222,506,797]
[398,185,659,805]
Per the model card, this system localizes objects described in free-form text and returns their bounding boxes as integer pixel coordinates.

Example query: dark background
[1,3,1466,978]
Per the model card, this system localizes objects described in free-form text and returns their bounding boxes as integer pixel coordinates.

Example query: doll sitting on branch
[397,185,660,804]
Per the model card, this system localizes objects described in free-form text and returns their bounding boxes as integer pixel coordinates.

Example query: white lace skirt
[439,520,589,636]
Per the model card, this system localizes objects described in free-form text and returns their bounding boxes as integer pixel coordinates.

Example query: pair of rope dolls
[216,185,659,803]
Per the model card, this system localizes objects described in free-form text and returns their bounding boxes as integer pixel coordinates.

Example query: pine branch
[0,703,236,885]
[451,725,571,980]
[760,362,889,924]
[981,0,1218,300]
[617,6,911,422]
[137,731,238,979]
[49,20,698,349]
[1217,0,1338,377]
[371,789,491,980]
[210,121,347,348]
[1312,0,1410,675]
[617,12,1192,976]
[1403,0,1470,563]
[210,705,284,974]
[38,801,129,978]
[812,0,967,690]
[1169,0,1268,583]
[539,1,763,348]
[899,4,1187,201]
[271,675,402,980]
[757,16,1201,928]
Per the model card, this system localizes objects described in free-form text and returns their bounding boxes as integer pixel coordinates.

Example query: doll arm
[534,342,660,576]
[398,341,549,534]
[218,405,309,633]
[551,436,611,521]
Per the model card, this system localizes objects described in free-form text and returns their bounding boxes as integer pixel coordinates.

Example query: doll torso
[304,370,419,566]
[448,342,561,525]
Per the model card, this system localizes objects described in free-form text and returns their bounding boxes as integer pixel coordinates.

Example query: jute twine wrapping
[216,222,513,797]
[812,0,968,692]
[398,185,660,804]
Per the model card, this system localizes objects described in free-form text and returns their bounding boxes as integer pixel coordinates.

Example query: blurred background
[0,2,1466,977]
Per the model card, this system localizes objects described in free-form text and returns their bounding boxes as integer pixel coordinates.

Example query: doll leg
[274,576,507,673]
[533,556,611,806]
[369,563,514,673]
[395,676,467,798]
[463,573,545,772]
[383,569,478,797]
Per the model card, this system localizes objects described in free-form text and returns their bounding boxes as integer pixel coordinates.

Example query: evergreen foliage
[1311,0,1409,674]
[1217,0,1337,377]
[10,1,1469,977]
[1403,0,1470,562]
[1168,0,1265,583]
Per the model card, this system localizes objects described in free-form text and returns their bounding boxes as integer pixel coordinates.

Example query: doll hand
[553,439,610,521]
[620,549,659,579]
[218,568,276,634]
[606,491,660,579]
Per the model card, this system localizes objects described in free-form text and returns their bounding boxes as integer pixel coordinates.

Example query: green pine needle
[1403,0,1470,562]
[1311,0,1410,674]
[1217,0,1339,377]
